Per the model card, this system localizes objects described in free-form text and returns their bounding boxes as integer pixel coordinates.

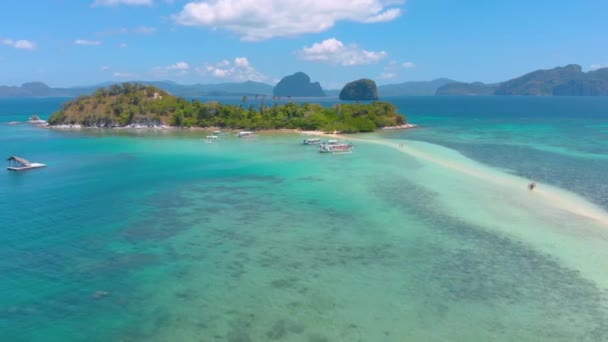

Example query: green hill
[340,79,379,100]
[49,83,406,133]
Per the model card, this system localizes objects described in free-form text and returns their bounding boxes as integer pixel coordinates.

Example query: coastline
[42,122,418,135]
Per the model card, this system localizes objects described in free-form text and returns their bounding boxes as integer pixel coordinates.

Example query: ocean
[1,96,608,341]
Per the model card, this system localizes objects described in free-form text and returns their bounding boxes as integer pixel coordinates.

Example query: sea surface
[1,96,608,341]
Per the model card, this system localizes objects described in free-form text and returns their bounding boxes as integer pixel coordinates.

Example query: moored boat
[319,142,353,154]
[204,135,218,143]
[6,156,46,171]
[237,131,254,138]
[303,138,321,145]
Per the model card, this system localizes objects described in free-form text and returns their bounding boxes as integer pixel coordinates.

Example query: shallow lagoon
[1,97,608,341]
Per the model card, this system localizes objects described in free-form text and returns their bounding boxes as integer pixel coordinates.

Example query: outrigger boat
[319,141,353,154]
[7,156,46,171]
[237,131,254,138]
[204,135,218,143]
[302,138,321,145]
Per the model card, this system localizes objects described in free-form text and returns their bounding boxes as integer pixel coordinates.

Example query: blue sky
[1,0,607,88]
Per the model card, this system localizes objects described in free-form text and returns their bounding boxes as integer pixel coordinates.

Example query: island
[340,79,379,101]
[435,82,497,96]
[435,64,608,96]
[273,72,325,97]
[48,83,407,133]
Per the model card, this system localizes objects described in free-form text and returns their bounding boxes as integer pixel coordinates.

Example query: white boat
[204,135,218,143]
[319,142,353,154]
[213,130,230,136]
[6,156,46,171]
[237,131,254,138]
[303,138,321,145]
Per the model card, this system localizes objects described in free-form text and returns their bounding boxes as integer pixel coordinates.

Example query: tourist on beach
[528,182,536,191]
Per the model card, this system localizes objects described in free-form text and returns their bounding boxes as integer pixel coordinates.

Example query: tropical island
[340,79,380,101]
[48,83,407,133]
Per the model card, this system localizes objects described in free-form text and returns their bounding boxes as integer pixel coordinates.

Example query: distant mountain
[437,64,608,96]
[0,80,274,98]
[273,72,325,97]
[143,80,274,97]
[324,89,340,96]
[435,82,497,96]
[495,64,587,95]
[379,78,457,96]
[339,79,379,101]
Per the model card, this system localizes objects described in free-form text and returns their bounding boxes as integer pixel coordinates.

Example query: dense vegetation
[340,79,379,101]
[273,72,325,97]
[48,83,406,133]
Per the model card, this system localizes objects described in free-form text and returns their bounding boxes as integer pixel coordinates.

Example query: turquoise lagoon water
[1,97,608,341]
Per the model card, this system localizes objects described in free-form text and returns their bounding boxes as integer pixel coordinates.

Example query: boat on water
[6,156,46,171]
[204,135,218,143]
[213,130,230,136]
[303,138,322,145]
[319,142,353,154]
[237,131,254,138]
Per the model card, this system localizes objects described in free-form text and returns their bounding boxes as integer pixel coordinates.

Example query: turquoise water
[1,97,608,341]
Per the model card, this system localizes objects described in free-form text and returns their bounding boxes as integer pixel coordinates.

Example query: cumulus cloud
[297,38,387,66]
[174,0,404,41]
[196,57,269,81]
[152,61,191,77]
[402,61,415,68]
[75,39,102,46]
[167,61,190,70]
[2,39,36,50]
[92,0,153,6]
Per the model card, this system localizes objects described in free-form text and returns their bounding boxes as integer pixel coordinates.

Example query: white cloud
[113,71,136,77]
[363,8,402,23]
[74,39,102,46]
[167,61,190,70]
[590,64,607,71]
[101,66,111,71]
[152,61,191,77]
[297,38,387,66]
[92,0,153,6]
[380,72,397,79]
[195,57,269,81]
[2,39,36,50]
[174,0,404,41]
[402,61,415,68]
